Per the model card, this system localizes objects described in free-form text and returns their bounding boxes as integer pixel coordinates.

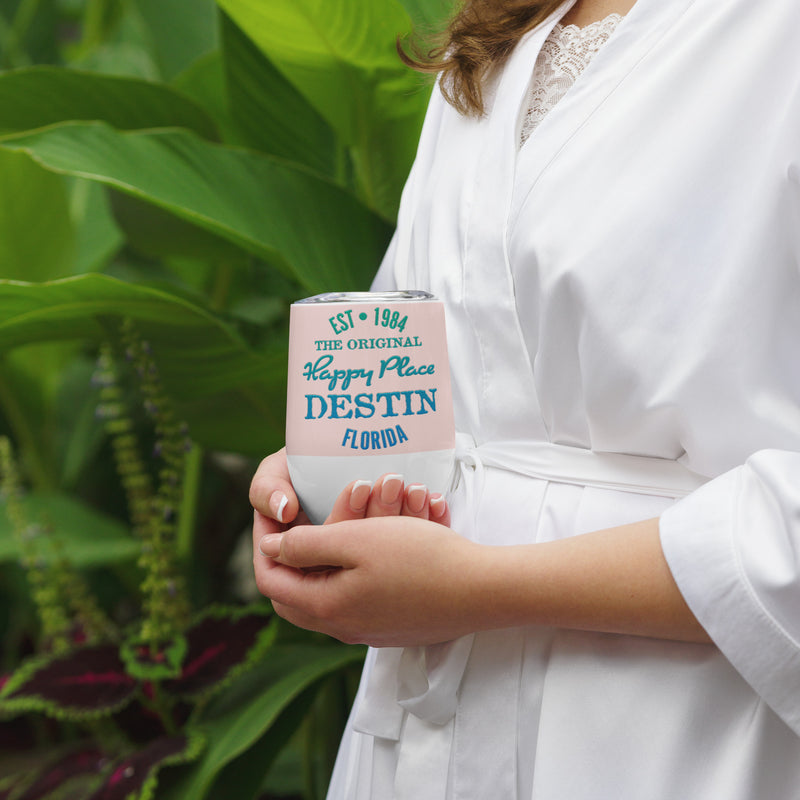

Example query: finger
[325,479,374,524]
[253,508,281,540]
[249,448,300,524]
[256,530,283,558]
[429,493,451,527]
[402,483,430,519]
[276,524,360,571]
[253,557,312,605]
[253,530,291,601]
[365,473,404,517]
[252,506,284,565]
[254,551,344,622]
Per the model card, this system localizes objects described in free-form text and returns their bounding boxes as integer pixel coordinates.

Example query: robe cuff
[659,462,800,736]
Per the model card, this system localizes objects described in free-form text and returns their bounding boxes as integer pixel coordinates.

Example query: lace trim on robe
[520,14,623,147]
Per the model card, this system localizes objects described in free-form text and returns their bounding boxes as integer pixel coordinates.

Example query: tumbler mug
[285,291,456,523]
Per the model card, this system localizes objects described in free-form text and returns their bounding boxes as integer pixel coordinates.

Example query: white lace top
[520,14,623,146]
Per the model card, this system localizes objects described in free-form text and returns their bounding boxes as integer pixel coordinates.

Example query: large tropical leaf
[397,0,457,31]
[0,67,218,139]
[220,12,338,179]
[0,274,287,456]
[0,122,390,293]
[216,0,430,220]
[133,0,218,81]
[70,179,124,274]
[172,51,240,145]
[0,149,75,282]
[160,643,365,800]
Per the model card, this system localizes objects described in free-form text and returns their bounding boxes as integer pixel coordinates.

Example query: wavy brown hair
[400,0,565,117]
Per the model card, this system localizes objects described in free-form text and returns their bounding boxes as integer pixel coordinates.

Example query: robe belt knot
[353,434,709,740]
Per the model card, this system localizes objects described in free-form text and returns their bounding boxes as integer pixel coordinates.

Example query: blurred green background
[0,0,454,797]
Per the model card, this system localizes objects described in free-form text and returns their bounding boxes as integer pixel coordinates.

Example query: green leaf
[172,50,240,145]
[0,0,59,69]
[0,490,139,566]
[107,191,252,266]
[0,148,75,282]
[160,643,365,800]
[133,0,218,81]
[120,633,188,681]
[0,345,104,491]
[0,122,391,293]
[160,605,275,702]
[66,1,160,80]
[220,12,339,178]
[0,274,287,457]
[0,66,219,139]
[397,0,457,32]
[70,179,124,274]
[216,0,429,220]
[0,644,138,720]
[55,353,110,490]
[205,687,314,800]
[95,734,206,800]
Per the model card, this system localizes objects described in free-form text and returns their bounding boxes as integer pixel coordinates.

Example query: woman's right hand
[251,451,451,580]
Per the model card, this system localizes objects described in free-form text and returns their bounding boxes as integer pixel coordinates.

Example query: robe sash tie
[353,435,709,741]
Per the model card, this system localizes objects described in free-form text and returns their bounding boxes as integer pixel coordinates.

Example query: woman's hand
[251,455,456,642]
[255,515,480,647]
[249,448,304,532]
[324,473,451,526]
[254,509,712,647]
[249,450,451,532]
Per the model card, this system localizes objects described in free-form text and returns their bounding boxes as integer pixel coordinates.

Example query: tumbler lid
[295,290,435,304]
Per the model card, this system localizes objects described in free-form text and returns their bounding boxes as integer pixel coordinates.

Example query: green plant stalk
[139,680,180,737]
[0,438,70,651]
[0,10,13,65]
[119,319,192,642]
[3,0,41,67]
[210,262,234,311]
[81,0,120,52]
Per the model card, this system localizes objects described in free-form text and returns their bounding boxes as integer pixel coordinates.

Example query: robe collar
[510,0,699,226]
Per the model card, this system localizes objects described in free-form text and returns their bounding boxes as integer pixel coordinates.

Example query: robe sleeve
[659,448,800,735]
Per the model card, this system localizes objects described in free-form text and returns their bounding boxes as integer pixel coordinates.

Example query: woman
[251,0,800,796]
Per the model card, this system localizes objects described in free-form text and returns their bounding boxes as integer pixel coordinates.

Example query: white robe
[327,0,800,797]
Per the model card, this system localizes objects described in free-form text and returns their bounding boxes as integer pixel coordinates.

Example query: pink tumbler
[286,291,456,523]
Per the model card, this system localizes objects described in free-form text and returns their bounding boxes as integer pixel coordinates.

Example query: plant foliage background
[0,0,454,797]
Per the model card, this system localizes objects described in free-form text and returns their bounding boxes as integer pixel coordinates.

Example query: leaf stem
[3,0,41,68]
[210,262,234,311]
[142,681,180,736]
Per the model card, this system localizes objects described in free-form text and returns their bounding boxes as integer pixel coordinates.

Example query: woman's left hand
[255,515,481,647]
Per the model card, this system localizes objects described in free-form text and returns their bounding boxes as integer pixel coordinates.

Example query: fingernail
[381,474,404,505]
[430,494,446,518]
[350,480,373,511]
[259,533,283,557]
[270,491,288,524]
[406,484,427,514]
